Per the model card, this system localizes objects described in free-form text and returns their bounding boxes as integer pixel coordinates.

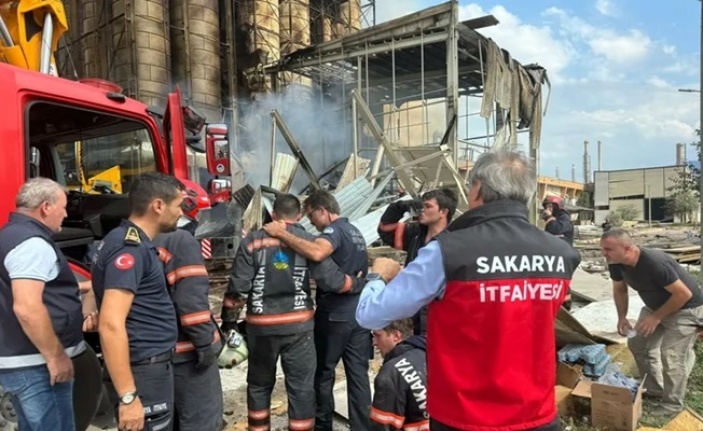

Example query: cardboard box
[572,376,646,431]
[555,385,574,416]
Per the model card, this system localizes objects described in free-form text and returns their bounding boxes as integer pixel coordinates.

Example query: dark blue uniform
[315,217,372,431]
[93,220,178,431]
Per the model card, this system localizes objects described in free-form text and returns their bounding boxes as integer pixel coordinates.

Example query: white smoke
[235,82,353,193]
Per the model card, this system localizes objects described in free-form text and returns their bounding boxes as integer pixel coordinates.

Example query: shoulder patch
[114,253,135,270]
[124,227,141,245]
[323,227,334,235]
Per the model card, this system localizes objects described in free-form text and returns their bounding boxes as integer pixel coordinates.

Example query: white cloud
[595,0,616,17]
[589,30,652,63]
[646,76,669,88]
[459,4,574,81]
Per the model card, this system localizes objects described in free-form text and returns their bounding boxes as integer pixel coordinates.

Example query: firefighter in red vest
[357,150,581,431]
[152,179,224,431]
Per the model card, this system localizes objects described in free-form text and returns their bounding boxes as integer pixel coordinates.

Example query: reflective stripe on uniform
[180,310,212,326]
[289,418,314,430]
[404,420,430,431]
[156,247,173,264]
[370,407,405,429]
[247,238,283,252]
[175,330,221,353]
[166,265,208,284]
[246,310,314,326]
[394,223,406,250]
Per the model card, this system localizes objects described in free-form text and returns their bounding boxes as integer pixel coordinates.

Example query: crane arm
[0,0,68,75]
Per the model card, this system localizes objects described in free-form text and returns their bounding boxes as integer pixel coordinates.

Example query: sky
[366,0,701,179]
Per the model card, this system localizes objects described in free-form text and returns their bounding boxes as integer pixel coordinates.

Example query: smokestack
[597,140,603,172]
[555,166,560,178]
[583,140,591,183]
[676,143,687,165]
[571,164,576,182]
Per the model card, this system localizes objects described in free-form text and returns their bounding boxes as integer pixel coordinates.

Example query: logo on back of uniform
[115,253,135,270]
[323,227,334,235]
[273,250,290,270]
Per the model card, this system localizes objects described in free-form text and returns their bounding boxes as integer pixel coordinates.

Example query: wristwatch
[366,273,387,284]
[119,391,139,405]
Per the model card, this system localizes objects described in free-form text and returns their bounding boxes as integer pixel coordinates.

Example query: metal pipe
[40,13,54,74]
[270,116,277,186]
[352,96,359,175]
[0,14,14,47]
[270,110,321,190]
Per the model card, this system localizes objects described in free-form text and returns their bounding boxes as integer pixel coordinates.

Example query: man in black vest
[228,194,365,431]
[93,173,184,431]
[264,190,371,431]
[0,178,85,431]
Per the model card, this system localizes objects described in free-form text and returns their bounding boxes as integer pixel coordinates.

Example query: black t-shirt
[92,221,178,362]
[608,247,703,310]
[316,217,368,315]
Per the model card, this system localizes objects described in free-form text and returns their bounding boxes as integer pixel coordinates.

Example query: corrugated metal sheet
[271,153,299,192]
[232,184,256,208]
[594,172,609,206]
[300,176,373,233]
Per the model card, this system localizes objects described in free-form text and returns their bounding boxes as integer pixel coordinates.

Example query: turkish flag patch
[114,253,135,270]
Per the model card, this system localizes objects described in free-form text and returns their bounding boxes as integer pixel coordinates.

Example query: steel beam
[446,1,460,166]
[351,90,418,196]
[270,110,321,190]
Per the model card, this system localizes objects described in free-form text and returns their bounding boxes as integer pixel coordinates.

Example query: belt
[131,351,173,366]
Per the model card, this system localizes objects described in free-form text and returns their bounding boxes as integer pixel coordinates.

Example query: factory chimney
[597,140,603,171]
[555,166,560,179]
[583,140,591,183]
[571,164,576,182]
[676,143,687,165]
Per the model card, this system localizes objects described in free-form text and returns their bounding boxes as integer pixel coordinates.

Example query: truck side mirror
[208,179,232,205]
[205,124,230,176]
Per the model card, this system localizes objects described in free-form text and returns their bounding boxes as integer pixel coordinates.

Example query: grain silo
[280,0,310,55]
[338,0,361,35]
[237,0,279,93]
[110,0,171,108]
[80,0,101,78]
[170,0,222,121]
[279,0,312,92]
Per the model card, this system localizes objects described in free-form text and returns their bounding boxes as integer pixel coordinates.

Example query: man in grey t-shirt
[601,228,703,416]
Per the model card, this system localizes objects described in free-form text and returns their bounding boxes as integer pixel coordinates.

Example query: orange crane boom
[0,0,68,75]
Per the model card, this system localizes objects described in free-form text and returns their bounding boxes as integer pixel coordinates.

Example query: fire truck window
[55,129,156,194]
[27,102,157,194]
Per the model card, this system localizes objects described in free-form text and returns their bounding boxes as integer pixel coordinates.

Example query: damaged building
[55,0,551,240]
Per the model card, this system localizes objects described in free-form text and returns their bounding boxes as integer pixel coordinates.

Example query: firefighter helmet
[218,330,249,369]
[542,195,564,211]
[180,179,211,221]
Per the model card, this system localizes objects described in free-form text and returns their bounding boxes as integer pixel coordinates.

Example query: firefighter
[357,150,581,431]
[152,179,224,431]
[370,319,428,431]
[264,190,372,431]
[541,194,575,310]
[377,188,457,335]
[224,194,365,431]
[93,173,184,431]
[541,195,574,245]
